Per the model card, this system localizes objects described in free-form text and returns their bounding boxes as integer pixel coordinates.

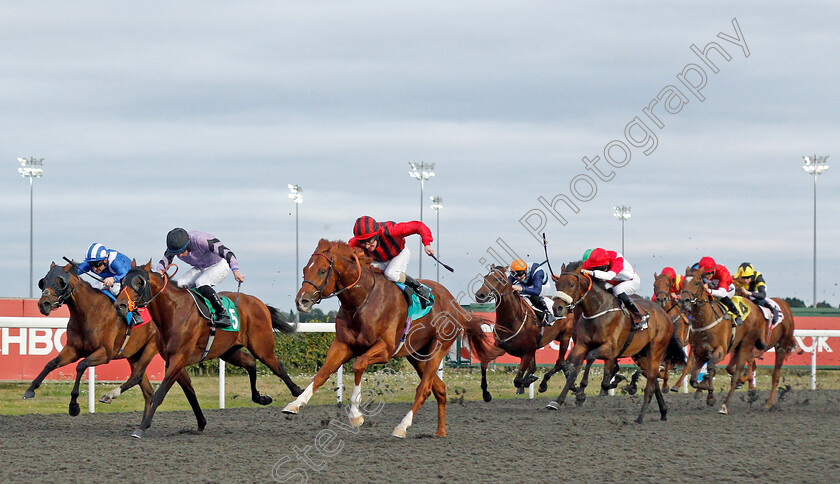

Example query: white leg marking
[348,384,365,428]
[283,382,314,414]
[392,410,414,438]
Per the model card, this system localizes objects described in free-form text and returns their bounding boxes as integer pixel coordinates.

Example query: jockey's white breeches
[372,247,411,282]
[604,273,641,297]
[175,259,230,288]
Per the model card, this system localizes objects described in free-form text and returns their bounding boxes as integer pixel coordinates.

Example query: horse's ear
[561,263,566,272]
[131,259,137,268]
[685,266,691,275]
[50,261,56,269]
[143,260,152,270]
[654,272,659,279]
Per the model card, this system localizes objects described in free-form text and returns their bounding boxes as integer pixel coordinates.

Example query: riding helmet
[85,243,108,263]
[734,263,755,279]
[583,248,609,269]
[165,228,190,256]
[510,259,528,272]
[660,267,677,279]
[698,256,717,273]
[353,216,380,241]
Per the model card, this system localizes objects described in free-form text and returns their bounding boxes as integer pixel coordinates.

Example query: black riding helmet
[165,227,190,256]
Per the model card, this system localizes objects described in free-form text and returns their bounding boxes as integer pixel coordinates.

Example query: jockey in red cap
[349,216,435,307]
[697,256,742,326]
[652,267,684,303]
[582,248,648,331]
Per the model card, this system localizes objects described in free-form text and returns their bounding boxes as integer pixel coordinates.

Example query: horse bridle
[120,268,169,313]
[301,252,362,302]
[40,269,81,311]
[481,269,533,343]
[553,271,592,313]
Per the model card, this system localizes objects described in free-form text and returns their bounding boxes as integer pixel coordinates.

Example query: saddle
[188,289,241,332]
[715,296,751,322]
[759,299,784,329]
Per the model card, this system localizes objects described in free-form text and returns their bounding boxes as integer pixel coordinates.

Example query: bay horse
[114,261,302,438]
[679,268,766,414]
[26,262,158,419]
[473,264,574,400]
[651,271,692,392]
[548,261,686,424]
[283,239,493,438]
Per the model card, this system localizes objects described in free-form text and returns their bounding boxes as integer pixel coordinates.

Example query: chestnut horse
[114,261,302,438]
[548,261,686,423]
[26,262,158,419]
[283,239,493,438]
[473,265,574,400]
[679,269,766,414]
[733,292,798,408]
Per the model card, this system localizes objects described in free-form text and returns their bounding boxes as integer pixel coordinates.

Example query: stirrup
[212,314,232,328]
[632,314,649,331]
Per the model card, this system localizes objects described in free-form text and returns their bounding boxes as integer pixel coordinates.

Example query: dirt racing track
[2,389,839,483]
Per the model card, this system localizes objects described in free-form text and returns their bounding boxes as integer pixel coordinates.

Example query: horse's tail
[460,316,495,363]
[268,305,298,334]
[664,335,687,366]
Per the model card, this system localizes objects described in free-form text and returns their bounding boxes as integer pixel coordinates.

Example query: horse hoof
[392,427,407,439]
[538,383,548,393]
[717,404,729,415]
[258,395,273,406]
[575,395,586,406]
[627,386,638,396]
[69,403,81,417]
[23,389,35,400]
[515,387,524,395]
[131,429,144,439]
[349,415,364,429]
[281,403,299,415]
[545,401,561,410]
[483,393,492,403]
[99,396,112,404]
[669,386,679,393]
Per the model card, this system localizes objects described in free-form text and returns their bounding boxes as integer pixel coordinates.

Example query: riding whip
[63,256,105,283]
[429,254,454,273]
[235,281,242,307]
[542,233,556,277]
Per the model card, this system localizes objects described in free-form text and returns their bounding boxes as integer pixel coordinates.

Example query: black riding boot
[531,296,554,326]
[403,275,432,309]
[720,296,743,326]
[197,285,232,328]
[617,293,648,331]
[757,298,781,325]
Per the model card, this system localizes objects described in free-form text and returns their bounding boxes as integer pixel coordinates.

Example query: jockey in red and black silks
[349,216,435,307]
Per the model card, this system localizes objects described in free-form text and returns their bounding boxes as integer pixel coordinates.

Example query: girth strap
[199,326,217,362]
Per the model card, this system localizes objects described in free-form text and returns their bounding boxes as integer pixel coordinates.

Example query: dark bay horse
[114,261,302,438]
[283,239,493,438]
[651,271,692,392]
[473,264,574,400]
[679,269,766,414]
[26,262,158,418]
[548,261,686,423]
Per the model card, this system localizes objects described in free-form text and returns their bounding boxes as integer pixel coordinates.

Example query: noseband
[553,271,592,312]
[301,252,362,301]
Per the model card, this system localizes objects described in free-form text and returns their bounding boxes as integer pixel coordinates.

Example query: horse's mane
[564,260,583,271]
[316,238,375,268]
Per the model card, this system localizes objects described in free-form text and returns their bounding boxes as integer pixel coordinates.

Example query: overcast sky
[2,1,838,313]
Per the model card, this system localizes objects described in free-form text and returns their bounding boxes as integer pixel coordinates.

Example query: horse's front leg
[282,340,354,416]
[69,347,109,416]
[347,340,392,429]
[24,346,79,399]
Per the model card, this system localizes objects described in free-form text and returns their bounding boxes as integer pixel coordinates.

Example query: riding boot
[128,311,143,327]
[720,296,743,326]
[531,297,554,326]
[197,285,232,328]
[403,275,432,309]
[617,292,648,331]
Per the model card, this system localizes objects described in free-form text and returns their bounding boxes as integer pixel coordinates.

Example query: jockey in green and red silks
[349,216,434,308]
[582,248,648,331]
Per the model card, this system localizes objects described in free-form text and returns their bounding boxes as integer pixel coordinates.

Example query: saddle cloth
[395,282,434,321]
[100,290,152,327]
[715,295,751,322]
[188,289,241,332]
[759,298,784,329]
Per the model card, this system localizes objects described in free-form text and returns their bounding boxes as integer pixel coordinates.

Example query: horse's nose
[38,299,52,316]
[296,294,313,313]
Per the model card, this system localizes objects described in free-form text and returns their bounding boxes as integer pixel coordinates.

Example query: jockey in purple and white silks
[155,228,245,328]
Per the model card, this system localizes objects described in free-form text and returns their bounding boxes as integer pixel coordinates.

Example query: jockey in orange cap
[349,216,435,308]
[697,256,742,326]
[509,258,554,326]
[582,248,648,331]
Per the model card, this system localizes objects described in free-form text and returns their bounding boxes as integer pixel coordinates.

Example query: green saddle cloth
[189,289,241,332]
[395,283,434,320]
